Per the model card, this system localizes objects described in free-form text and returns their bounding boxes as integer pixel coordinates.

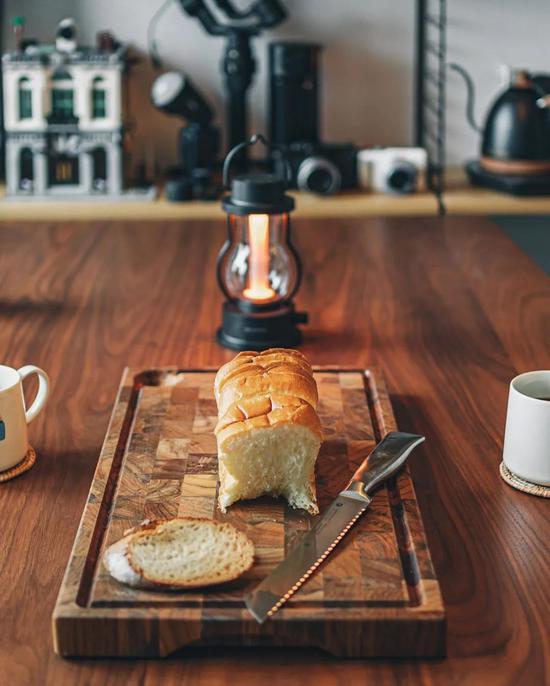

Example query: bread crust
[216,393,323,448]
[217,364,318,417]
[215,348,312,389]
[215,348,316,411]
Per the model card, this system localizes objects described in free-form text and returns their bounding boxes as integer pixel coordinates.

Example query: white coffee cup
[0,364,50,472]
[502,370,550,486]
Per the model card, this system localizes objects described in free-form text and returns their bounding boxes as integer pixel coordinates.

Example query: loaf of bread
[104,517,255,589]
[215,348,323,514]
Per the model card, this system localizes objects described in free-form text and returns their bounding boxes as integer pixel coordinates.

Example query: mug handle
[18,365,50,424]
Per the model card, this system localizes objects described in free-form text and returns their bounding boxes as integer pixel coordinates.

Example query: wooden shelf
[444,187,550,214]
[443,168,550,215]
[0,184,438,221]
[2,169,550,221]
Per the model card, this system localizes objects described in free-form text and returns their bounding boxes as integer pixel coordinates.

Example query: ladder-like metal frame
[415,0,447,215]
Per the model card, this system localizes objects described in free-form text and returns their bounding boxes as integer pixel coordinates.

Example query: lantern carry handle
[222,134,293,189]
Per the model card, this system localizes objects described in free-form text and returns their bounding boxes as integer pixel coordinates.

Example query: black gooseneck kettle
[450,64,550,177]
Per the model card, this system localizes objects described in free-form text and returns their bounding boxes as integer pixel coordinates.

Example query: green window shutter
[92,89,106,118]
[52,88,74,118]
[18,88,32,119]
[52,89,60,114]
[64,89,74,116]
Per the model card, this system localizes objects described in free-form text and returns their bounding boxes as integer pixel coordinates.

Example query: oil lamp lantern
[216,134,307,350]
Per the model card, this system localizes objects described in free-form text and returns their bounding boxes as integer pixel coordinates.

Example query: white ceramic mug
[0,364,50,471]
[502,370,550,486]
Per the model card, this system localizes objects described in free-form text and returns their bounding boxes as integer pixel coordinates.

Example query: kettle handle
[449,63,482,133]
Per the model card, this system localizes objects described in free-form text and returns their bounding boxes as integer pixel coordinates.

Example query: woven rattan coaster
[0,446,37,483]
[500,461,550,498]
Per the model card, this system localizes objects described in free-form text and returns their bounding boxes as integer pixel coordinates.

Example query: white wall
[3,0,550,169]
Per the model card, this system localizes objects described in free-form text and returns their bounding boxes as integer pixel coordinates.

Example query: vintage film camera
[282,141,358,195]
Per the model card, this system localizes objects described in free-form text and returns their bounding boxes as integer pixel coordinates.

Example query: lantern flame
[243,214,276,302]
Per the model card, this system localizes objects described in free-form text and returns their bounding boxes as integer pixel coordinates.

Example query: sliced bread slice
[104,517,255,589]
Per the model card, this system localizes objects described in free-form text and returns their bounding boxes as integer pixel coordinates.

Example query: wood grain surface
[0,216,548,684]
[53,367,444,658]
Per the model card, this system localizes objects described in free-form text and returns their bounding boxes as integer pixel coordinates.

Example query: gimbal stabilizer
[178,0,287,167]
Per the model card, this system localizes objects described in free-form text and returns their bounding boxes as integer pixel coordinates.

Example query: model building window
[92,77,107,118]
[91,147,107,191]
[19,147,34,190]
[18,77,33,120]
[50,69,76,123]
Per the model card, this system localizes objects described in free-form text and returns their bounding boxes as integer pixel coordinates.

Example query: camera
[268,41,358,196]
[276,141,358,195]
[357,147,428,195]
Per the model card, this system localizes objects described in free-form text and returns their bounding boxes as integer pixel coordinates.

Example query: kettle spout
[449,63,482,133]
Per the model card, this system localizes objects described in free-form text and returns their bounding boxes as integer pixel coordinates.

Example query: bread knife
[244,431,425,624]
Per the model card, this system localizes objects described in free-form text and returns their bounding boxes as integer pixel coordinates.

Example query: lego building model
[2,18,152,200]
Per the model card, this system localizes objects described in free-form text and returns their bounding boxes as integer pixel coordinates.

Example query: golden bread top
[215,348,311,392]
[215,393,323,446]
[215,348,317,416]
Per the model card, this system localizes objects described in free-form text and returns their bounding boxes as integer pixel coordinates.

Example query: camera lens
[296,157,341,195]
[386,160,418,194]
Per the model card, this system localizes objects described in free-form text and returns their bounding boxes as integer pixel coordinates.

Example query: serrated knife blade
[244,431,425,624]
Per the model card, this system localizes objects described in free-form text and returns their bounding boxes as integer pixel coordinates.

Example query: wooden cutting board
[52,366,445,658]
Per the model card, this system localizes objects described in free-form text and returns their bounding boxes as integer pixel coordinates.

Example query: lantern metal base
[217,301,308,351]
